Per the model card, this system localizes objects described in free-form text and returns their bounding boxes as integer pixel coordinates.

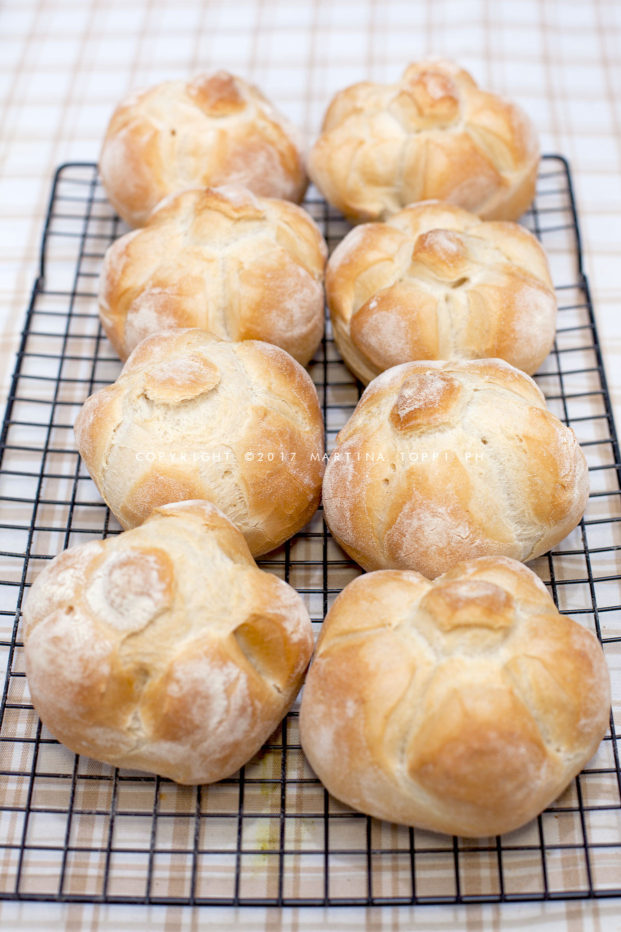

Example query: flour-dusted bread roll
[326,201,556,383]
[22,501,314,785]
[74,329,324,555]
[99,185,327,364]
[323,359,588,577]
[309,60,539,223]
[299,557,610,837]
[100,71,307,227]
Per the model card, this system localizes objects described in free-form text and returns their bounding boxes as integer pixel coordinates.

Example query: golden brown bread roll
[74,329,324,555]
[299,556,610,837]
[23,500,314,785]
[98,185,327,365]
[326,200,556,383]
[309,60,539,223]
[322,359,588,577]
[100,71,307,227]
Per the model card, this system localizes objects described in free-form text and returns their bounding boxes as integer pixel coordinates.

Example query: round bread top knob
[401,67,460,125]
[187,71,247,117]
[420,578,515,632]
[389,370,463,431]
[410,229,469,281]
[143,355,221,404]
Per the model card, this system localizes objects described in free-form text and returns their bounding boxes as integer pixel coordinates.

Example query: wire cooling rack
[0,157,620,907]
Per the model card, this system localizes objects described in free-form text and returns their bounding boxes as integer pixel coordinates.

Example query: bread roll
[23,500,314,785]
[326,200,556,383]
[74,329,324,555]
[322,359,588,577]
[299,556,610,837]
[100,71,307,227]
[98,185,327,365]
[309,60,539,223]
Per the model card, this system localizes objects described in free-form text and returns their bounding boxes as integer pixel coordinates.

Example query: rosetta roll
[98,185,327,364]
[99,71,307,227]
[299,556,610,837]
[22,500,314,785]
[322,359,588,577]
[326,200,557,384]
[74,329,325,556]
[309,60,539,223]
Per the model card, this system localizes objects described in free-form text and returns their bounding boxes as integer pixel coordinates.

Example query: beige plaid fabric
[1,1,620,929]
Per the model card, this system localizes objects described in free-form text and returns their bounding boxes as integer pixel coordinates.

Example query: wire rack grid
[0,157,620,907]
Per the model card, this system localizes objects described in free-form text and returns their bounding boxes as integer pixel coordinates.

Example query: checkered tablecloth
[1,2,620,930]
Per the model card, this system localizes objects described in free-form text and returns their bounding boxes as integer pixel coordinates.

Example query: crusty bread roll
[322,359,588,577]
[299,556,610,837]
[100,71,307,227]
[309,60,539,223]
[74,329,324,555]
[23,500,314,785]
[326,200,556,383]
[98,185,327,365]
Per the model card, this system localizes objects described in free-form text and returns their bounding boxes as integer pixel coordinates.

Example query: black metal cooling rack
[0,157,620,906]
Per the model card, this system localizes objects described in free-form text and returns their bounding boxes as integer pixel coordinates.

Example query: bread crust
[98,185,327,365]
[322,359,588,576]
[308,60,539,223]
[326,200,556,383]
[299,556,610,837]
[74,330,325,555]
[22,500,314,784]
[100,72,307,227]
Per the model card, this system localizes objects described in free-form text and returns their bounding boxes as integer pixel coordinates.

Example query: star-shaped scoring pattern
[326,200,556,384]
[100,71,308,227]
[300,556,610,837]
[99,185,327,364]
[309,60,539,224]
